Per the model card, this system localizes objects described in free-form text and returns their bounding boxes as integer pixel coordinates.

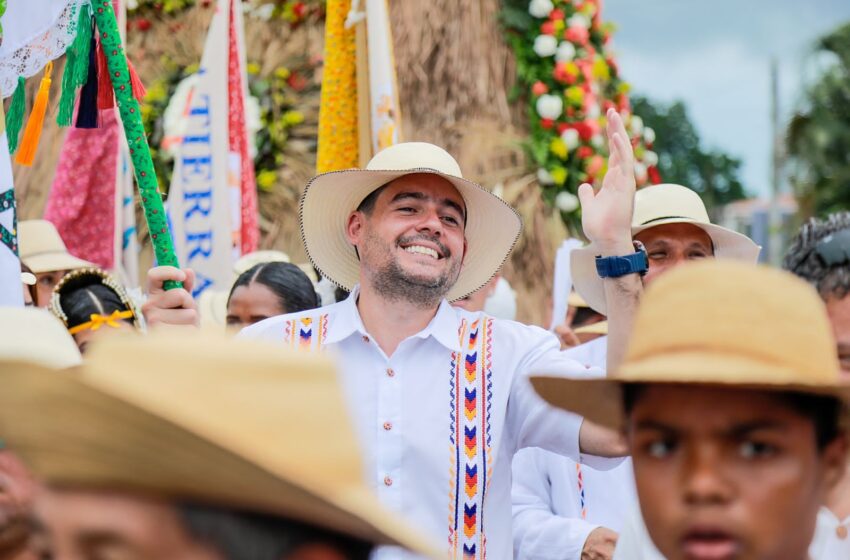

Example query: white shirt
[809,508,850,559]
[242,289,600,559]
[512,336,638,560]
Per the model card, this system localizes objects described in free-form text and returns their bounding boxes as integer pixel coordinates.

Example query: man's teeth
[404,245,439,259]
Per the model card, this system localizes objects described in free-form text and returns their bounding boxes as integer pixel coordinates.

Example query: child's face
[627,384,847,560]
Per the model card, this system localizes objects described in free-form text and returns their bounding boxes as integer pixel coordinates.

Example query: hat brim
[571,221,761,314]
[532,351,850,431]
[300,168,522,302]
[0,360,440,557]
[24,251,95,274]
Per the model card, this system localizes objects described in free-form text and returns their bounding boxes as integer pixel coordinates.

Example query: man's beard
[363,231,462,308]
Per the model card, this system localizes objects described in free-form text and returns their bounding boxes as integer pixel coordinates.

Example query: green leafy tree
[787,22,850,217]
[632,95,748,214]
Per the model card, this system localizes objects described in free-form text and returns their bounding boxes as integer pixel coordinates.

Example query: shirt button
[386,368,395,377]
[362,335,370,343]
[383,421,393,431]
[383,475,393,487]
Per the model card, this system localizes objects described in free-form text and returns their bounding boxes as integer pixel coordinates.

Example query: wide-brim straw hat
[571,184,761,313]
[0,307,81,368]
[300,142,522,301]
[532,261,850,430]
[0,332,439,557]
[18,219,94,274]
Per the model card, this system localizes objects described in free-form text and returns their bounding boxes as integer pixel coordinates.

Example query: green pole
[91,0,182,290]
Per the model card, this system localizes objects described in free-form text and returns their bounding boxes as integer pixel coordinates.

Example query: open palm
[578,109,636,251]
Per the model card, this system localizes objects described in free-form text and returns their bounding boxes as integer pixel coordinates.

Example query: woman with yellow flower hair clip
[49,268,143,353]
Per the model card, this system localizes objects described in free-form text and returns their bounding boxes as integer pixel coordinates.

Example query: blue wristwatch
[595,243,648,278]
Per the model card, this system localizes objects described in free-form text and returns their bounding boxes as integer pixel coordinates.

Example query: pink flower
[586,155,605,177]
[541,21,555,35]
[532,81,549,96]
[564,26,589,45]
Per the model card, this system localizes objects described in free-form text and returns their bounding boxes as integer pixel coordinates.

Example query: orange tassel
[128,59,146,101]
[14,62,53,167]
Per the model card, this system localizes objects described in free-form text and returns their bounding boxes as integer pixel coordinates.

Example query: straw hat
[18,219,94,274]
[0,307,81,368]
[574,320,608,338]
[571,184,760,313]
[532,261,850,430]
[300,142,522,301]
[0,331,438,557]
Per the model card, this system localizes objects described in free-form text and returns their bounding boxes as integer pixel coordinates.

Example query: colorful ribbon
[68,309,134,334]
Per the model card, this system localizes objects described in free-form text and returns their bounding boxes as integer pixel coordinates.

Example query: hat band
[639,215,697,226]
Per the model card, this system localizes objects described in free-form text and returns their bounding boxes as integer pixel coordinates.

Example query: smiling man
[532,261,849,560]
[134,109,648,559]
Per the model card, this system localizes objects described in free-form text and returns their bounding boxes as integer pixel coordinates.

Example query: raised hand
[577,108,636,255]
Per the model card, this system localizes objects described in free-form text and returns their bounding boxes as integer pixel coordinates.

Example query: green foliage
[787,22,850,217]
[631,96,747,212]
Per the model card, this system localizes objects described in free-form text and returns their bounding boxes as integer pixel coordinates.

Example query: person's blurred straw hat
[300,142,522,301]
[567,291,589,308]
[571,184,760,313]
[532,261,850,430]
[0,331,439,556]
[18,220,94,274]
[0,307,80,368]
[574,320,608,339]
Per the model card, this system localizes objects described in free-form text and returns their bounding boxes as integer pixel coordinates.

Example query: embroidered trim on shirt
[576,463,587,519]
[448,317,494,559]
[283,314,329,350]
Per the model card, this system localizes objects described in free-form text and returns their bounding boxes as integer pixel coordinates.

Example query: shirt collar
[325,285,462,352]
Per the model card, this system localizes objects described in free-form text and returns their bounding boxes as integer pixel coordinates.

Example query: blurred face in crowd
[226,283,286,330]
[634,223,714,286]
[824,295,850,378]
[453,275,499,313]
[35,270,68,308]
[347,174,467,305]
[32,490,218,560]
[71,320,136,355]
[626,385,846,560]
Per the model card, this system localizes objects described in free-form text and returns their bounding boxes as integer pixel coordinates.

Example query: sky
[604,0,850,198]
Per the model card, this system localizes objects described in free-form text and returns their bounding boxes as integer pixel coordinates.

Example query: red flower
[553,62,577,85]
[136,18,152,31]
[565,26,589,45]
[557,123,570,134]
[540,118,555,130]
[573,121,595,142]
[287,72,308,91]
[577,146,594,159]
[648,166,662,185]
[540,21,555,35]
[549,8,565,20]
[293,2,307,18]
[532,81,548,96]
[566,107,575,118]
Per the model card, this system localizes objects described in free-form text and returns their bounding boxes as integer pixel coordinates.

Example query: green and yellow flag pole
[91,0,182,289]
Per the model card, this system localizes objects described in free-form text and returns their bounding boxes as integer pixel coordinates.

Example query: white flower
[586,102,601,119]
[533,35,558,57]
[250,3,275,21]
[634,162,648,183]
[127,0,139,10]
[590,134,604,149]
[528,0,554,18]
[643,150,659,167]
[536,94,563,120]
[555,41,576,62]
[644,127,656,144]
[560,128,580,150]
[555,191,580,213]
[567,13,590,29]
[630,115,644,136]
[537,168,555,185]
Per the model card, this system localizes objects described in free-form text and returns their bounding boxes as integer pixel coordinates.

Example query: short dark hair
[178,503,373,560]
[355,184,389,216]
[784,212,850,300]
[622,383,843,450]
[228,262,319,314]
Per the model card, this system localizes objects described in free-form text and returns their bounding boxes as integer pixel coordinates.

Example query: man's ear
[821,430,849,493]
[346,211,364,245]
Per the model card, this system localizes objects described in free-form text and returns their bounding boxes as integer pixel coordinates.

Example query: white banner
[366,0,402,152]
[0,133,23,307]
[114,134,139,289]
[167,0,233,297]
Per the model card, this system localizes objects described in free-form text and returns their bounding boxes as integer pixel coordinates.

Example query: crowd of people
[1,107,848,560]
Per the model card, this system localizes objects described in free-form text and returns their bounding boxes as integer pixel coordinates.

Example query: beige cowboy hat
[18,219,94,274]
[0,307,81,368]
[300,142,522,301]
[532,261,850,430]
[571,184,761,313]
[0,331,439,557]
